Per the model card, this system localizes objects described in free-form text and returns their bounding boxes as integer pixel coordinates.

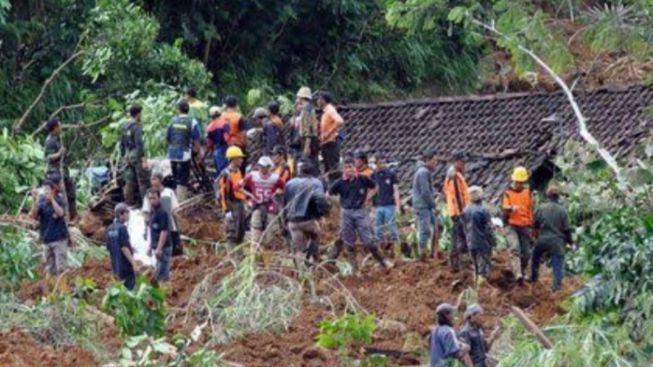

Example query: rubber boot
[346,247,359,275]
[329,239,344,261]
[370,247,394,270]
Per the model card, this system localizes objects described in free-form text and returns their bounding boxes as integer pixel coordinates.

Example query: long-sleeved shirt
[534,199,572,255]
[412,162,436,209]
[299,103,319,139]
[284,176,324,222]
[463,203,496,251]
[443,167,470,217]
[119,120,145,161]
[262,118,284,155]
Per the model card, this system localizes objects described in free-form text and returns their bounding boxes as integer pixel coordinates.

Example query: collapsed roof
[338,84,653,199]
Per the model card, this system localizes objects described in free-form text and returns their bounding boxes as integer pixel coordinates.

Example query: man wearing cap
[166,100,202,202]
[458,304,497,367]
[262,103,284,156]
[217,146,248,247]
[44,117,76,218]
[443,149,471,272]
[317,92,344,177]
[531,185,573,291]
[31,179,69,280]
[412,151,439,259]
[241,156,286,249]
[119,104,148,206]
[284,161,326,267]
[272,145,292,182]
[329,157,393,273]
[372,153,401,257]
[296,86,320,175]
[502,166,534,283]
[463,186,496,287]
[223,95,248,174]
[205,106,231,175]
[430,303,471,367]
[106,203,139,290]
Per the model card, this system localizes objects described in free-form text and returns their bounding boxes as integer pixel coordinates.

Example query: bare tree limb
[30,102,103,137]
[470,18,625,185]
[13,51,84,135]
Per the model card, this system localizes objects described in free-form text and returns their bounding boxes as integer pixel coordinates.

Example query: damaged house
[338,84,653,200]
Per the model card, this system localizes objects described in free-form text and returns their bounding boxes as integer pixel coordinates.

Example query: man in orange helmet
[502,166,534,284]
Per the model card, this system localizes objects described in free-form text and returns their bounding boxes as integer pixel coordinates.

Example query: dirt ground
[217,251,582,366]
[7,208,583,366]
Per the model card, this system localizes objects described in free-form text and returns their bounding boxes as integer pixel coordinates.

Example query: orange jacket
[502,188,533,227]
[443,171,470,217]
[217,166,246,210]
[274,163,292,182]
[222,110,246,147]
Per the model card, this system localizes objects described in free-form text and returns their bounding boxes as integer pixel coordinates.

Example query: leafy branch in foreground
[102,278,167,338]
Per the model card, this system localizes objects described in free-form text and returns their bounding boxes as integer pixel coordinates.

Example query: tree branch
[30,102,103,137]
[470,18,625,185]
[13,51,84,135]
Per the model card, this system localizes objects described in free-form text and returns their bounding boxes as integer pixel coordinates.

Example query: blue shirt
[372,168,398,207]
[430,325,461,367]
[37,196,68,243]
[105,220,134,278]
[149,207,171,249]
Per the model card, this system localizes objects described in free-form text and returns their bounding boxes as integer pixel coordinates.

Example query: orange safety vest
[222,110,246,147]
[443,171,470,217]
[217,166,246,210]
[359,166,374,177]
[502,188,533,227]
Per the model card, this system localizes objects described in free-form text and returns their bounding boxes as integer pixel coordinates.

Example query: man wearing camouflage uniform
[119,104,148,206]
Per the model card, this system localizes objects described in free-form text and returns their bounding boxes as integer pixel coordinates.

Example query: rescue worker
[106,203,139,290]
[119,104,148,206]
[502,166,534,283]
[217,146,248,247]
[166,100,201,202]
[146,189,172,283]
[262,103,284,156]
[223,95,248,173]
[443,149,471,272]
[329,158,393,273]
[463,186,496,286]
[241,156,286,249]
[31,178,69,279]
[413,151,439,259]
[458,304,498,367]
[317,92,344,179]
[44,117,76,218]
[296,87,320,176]
[354,150,374,177]
[272,145,292,182]
[184,88,208,133]
[429,303,472,367]
[143,172,181,256]
[531,185,573,292]
[288,100,303,175]
[372,154,401,257]
[205,106,231,175]
[284,161,326,267]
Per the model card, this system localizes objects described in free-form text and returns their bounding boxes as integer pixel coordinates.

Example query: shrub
[101,277,166,337]
[316,313,376,350]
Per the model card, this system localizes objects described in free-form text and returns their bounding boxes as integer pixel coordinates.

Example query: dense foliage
[102,278,167,338]
[0,129,44,212]
[0,226,40,290]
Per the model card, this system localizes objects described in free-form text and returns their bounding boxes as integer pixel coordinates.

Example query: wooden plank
[510,306,554,349]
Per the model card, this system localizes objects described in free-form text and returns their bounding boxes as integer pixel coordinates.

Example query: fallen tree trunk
[510,306,554,349]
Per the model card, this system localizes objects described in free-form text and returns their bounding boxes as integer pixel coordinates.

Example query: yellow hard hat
[511,166,529,182]
[226,146,245,159]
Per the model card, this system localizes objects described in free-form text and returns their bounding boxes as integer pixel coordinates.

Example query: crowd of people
[30,86,576,367]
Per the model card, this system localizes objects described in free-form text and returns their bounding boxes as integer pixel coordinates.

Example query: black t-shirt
[372,168,398,207]
[329,175,376,210]
[149,207,171,249]
[44,134,62,173]
[37,196,68,243]
[105,220,134,277]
